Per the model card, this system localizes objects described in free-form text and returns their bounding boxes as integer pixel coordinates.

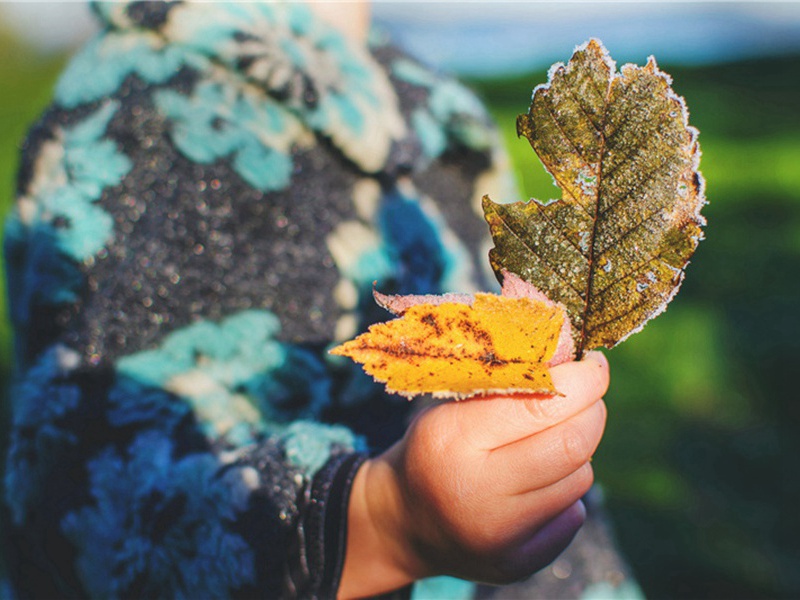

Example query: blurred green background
[0,19,67,592]
[1,7,799,600]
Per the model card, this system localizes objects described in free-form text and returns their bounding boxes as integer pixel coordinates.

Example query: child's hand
[340,352,609,598]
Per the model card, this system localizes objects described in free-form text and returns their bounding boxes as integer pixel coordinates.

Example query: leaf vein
[587,287,678,335]
[598,154,679,221]
[496,212,586,299]
[597,205,667,262]
[575,74,611,357]
[593,245,678,301]
[539,102,595,217]
[602,108,676,184]
[562,80,605,139]
[542,100,590,167]
[529,201,592,259]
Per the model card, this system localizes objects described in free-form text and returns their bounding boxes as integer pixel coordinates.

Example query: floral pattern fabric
[4,2,504,598]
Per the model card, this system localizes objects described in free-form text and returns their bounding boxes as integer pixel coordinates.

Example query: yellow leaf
[330,293,566,399]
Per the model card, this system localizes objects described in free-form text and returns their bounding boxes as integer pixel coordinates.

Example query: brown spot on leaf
[329,294,565,399]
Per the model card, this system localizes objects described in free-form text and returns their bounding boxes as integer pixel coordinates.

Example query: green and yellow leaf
[483,39,706,357]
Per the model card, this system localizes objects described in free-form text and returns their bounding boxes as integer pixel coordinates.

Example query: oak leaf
[483,39,706,357]
[330,272,573,399]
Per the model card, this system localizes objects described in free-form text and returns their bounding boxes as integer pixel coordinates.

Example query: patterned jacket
[3,2,514,597]
[3,2,638,599]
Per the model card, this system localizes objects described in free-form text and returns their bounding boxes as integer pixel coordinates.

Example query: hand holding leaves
[332,39,705,398]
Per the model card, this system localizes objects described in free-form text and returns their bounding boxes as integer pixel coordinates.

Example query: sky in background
[374,2,800,75]
[1,2,800,75]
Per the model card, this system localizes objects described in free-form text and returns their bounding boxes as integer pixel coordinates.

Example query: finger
[551,351,609,404]
[487,399,607,495]
[440,462,592,579]
[489,500,586,584]
[509,461,595,536]
[445,351,609,451]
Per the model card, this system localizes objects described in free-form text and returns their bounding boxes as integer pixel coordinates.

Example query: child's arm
[339,352,609,598]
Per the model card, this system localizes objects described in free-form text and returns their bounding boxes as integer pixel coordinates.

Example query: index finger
[446,351,610,452]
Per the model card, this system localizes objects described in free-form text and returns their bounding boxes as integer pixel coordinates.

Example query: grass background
[1,23,799,600]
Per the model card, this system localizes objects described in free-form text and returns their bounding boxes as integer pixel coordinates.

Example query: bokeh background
[1,2,799,598]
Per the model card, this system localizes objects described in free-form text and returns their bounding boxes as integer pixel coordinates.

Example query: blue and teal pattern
[3,1,501,598]
[61,430,257,599]
[391,56,496,159]
[3,100,130,315]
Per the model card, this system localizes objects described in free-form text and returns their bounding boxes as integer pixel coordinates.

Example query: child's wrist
[339,452,426,598]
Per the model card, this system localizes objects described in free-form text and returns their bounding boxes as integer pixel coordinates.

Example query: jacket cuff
[286,452,368,599]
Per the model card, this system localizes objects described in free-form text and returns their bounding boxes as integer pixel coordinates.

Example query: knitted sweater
[3,3,638,598]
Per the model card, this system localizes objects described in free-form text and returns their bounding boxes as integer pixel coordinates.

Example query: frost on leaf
[483,39,706,357]
[330,272,574,399]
